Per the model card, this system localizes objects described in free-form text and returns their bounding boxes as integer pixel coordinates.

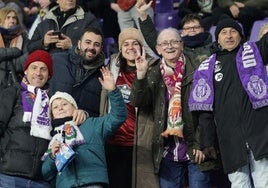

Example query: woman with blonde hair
[0,7,29,88]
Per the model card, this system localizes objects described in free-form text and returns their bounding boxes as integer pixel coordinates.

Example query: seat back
[154,10,180,31]
[154,0,174,13]
[103,37,115,65]
[249,18,268,41]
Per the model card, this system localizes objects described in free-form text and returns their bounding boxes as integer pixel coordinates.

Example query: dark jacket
[0,86,49,180]
[139,15,220,171]
[49,47,105,117]
[0,32,29,88]
[130,59,164,188]
[42,88,127,187]
[199,33,268,173]
[28,6,101,53]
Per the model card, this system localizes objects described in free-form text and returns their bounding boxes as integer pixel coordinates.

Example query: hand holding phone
[52,31,62,39]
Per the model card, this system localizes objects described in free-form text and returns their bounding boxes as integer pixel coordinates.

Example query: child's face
[51,98,76,119]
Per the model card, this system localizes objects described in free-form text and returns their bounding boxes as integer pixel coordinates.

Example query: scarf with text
[189,41,268,111]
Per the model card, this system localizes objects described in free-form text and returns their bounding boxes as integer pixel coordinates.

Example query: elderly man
[28,0,101,53]
[130,27,212,188]
[189,16,268,187]
[49,27,105,117]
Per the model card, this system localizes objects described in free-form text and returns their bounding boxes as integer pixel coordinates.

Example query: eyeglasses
[158,40,182,48]
[182,25,201,31]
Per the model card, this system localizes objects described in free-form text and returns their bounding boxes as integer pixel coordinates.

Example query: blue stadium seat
[154,10,180,31]
[249,18,268,41]
[104,37,115,65]
[155,0,174,13]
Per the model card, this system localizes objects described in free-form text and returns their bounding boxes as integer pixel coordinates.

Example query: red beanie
[24,50,53,77]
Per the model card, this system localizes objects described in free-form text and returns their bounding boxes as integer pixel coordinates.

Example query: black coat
[199,33,268,173]
[0,86,49,180]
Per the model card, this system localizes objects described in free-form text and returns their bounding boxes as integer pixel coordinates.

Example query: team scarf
[42,119,85,161]
[21,81,52,140]
[160,55,185,137]
[189,41,268,111]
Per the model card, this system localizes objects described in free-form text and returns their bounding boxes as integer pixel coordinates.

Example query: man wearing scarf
[189,16,268,187]
[0,50,53,188]
[130,26,211,188]
[133,1,225,187]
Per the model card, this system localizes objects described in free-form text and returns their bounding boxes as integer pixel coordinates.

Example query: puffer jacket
[28,6,101,53]
[0,32,29,88]
[0,86,50,180]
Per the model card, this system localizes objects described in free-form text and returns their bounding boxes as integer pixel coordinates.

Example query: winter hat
[49,91,78,110]
[215,15,243,41]
[24,50,53,77]
[118,28,144,50]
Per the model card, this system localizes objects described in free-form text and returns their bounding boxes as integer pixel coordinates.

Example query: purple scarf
[189,41,268,111]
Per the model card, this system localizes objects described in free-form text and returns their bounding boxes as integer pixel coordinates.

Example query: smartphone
[52,31,62,39]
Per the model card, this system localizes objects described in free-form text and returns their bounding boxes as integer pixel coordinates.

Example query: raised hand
[135,46,148,79]
[99,67,116,91]
[136,0,153,21]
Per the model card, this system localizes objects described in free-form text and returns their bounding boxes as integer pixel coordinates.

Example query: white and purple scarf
[21,82,52,140]
[189,41,268,111]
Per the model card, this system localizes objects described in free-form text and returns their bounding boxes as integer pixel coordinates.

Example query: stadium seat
[154,10,180,31]
[155,0,174,13]
[104,37,115,65]
[249,18,268,41]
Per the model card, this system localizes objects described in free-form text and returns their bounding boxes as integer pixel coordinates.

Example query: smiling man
[189,16,268,187]
[0,50,53,188]
[49,27,105,117]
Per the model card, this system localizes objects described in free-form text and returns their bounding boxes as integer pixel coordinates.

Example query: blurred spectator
[0,7,29,88]
[178,0,217,28]
[209,0,268,38]
[20,0,40,29]
[3,0,26,27]
[28,0,101,53]
[28,0,57,39]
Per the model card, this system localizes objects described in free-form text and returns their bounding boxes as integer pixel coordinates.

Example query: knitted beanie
[49,91,78,109]
[24,50,53,77]
[118,28,144,50]
[215,15,243,41]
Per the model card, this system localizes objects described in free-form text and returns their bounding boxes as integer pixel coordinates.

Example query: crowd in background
[0,0,268,188]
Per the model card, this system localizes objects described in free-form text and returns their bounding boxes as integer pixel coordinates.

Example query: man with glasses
[49,27,106,117]
[131,1,230,187]
[130,27,211,188]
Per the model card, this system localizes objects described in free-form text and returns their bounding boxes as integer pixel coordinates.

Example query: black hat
[215,15,243,41]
